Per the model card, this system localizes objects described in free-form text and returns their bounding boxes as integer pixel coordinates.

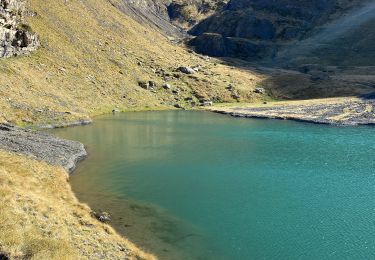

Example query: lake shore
[207,97,375,126]
[0,123,155,260]
[1,96,374,258]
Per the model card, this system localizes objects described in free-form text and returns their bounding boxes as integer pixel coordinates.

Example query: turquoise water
[53,111,375,259]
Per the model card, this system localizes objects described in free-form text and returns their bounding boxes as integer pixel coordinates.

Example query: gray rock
[255,87,266,94]
[93,211,111,223]
[0,0,39,58]
[202,101,213,106]
[148,81,157,88]
[138,81,150,89]
[177,66,196,74]
[162,83,171,90]
[0,124,87,173]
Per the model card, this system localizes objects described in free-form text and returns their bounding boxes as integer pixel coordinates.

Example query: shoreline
[207,97,375,126]
[1,98,373,258]
[0,121,155,259]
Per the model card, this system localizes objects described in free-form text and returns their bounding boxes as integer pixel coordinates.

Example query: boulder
[138,81,150,89]
[93,211,111,223]
[162,83,171,90]
[255,87,266,94]
[177,66,196,74]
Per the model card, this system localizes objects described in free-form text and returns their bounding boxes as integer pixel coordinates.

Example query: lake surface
[53,111,375,259]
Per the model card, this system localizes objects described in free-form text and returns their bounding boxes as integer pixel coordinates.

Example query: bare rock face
[113,0,228,37]
[0,0,39,58]
[188,0,365,61]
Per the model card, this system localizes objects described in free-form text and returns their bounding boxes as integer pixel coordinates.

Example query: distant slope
[274,0,375,66]
[188,0,368,61]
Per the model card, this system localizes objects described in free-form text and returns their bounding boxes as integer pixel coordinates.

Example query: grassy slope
[0,0,263,127]
[0,0,264,259]
[0,150,155,259]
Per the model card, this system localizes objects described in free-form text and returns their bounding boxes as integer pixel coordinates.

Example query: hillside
[0,0,264,127]
[1,0,375,259]
[0,0,267,259]
[188,0,367,60]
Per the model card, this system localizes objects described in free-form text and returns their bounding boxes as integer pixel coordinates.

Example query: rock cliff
[112,0,227,37]
[0,0,38,58]
[188,0,367,61]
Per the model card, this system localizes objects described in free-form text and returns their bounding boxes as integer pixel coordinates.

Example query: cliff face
[0,0,38,58]
[188,0,367,61]
[112,0,227,37]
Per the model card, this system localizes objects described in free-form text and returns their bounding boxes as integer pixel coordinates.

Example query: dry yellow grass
[0,0,262,127]
[0,150,155,259]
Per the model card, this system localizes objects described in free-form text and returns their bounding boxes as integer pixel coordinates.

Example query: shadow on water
[70,154,223,260]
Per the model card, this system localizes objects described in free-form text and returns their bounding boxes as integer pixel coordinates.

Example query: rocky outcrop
[0,0,39,58]
[112,0,184,37]
[167,0,227,28]
[113,0,228,37]
[0,124,87,172]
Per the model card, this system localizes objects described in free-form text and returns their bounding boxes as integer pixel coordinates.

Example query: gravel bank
[0,124,87,172]
[209,98,375,126]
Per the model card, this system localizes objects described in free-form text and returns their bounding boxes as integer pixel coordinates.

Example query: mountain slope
[0,0,263,126]
[188,0,368,61]
[274,0,375,66]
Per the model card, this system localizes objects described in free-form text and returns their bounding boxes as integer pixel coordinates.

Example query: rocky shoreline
[208,98,375,126]
[0,123,87,172]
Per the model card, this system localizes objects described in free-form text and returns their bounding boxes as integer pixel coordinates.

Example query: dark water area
[53,111,375,259]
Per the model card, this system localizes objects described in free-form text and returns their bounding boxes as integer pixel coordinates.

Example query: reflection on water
[53,111,375,260]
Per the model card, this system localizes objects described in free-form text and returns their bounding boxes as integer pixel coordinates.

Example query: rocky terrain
[0,123,87,172]
[0,0,38,57]
[112,0,227,37]
[188,0,369,62]
[209,97,375,125]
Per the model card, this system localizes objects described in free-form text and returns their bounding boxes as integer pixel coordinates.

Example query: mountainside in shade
[274,1,375,67]
[188,0,369,62]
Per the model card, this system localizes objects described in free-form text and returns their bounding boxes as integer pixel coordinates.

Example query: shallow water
[53,111,375,259]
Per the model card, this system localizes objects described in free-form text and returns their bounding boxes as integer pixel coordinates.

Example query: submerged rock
[93,211,111,223]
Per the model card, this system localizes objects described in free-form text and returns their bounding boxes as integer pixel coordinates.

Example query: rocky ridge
[0,0,38,58]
